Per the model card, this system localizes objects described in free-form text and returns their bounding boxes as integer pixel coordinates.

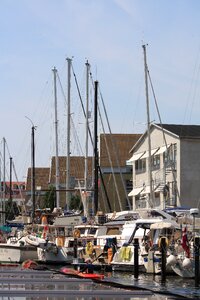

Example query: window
[88,228,97,235]
[135,158,146,174]
[126,179,132,193]
[164,144,177,169]
[106,228,120,235]
[151,154,160,170]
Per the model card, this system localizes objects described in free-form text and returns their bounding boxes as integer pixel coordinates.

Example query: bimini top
[150,221,179,230]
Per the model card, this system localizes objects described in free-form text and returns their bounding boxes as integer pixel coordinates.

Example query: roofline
[129,123,180,154]
[153,123,180,138]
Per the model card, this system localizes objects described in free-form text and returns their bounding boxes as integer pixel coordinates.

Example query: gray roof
[156,124,200,139]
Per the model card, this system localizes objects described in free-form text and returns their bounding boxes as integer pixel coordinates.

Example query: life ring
[73,229,80,238]
[86,241,93,255]
[158,237,169,248]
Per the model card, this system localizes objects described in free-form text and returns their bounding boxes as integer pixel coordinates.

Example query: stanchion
[134,238,139,279]
[194,236,200,287]
[160,237,166,283]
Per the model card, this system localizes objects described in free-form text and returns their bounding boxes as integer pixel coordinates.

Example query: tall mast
[31,125,36,219]
[52,67,60,208]
[85,60,89,193]
[66,58,72,210]
[2,138,6,224]
[9,156,12,215]
[94,81,99,215]
[142,44,154,208]
[83,60,90,218]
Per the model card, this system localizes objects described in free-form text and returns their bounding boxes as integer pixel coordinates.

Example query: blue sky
[1,0,200,181]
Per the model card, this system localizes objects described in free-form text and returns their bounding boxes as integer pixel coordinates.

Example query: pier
[0,266,191,299]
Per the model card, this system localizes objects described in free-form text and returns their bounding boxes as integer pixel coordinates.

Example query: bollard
[134,238,139,279]
[194,236,200,287]
[160,237,166,283]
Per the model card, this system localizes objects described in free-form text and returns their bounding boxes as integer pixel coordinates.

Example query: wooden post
[73,238,78,270]
[134,238,139,279]
[194,236,200,287]
[160,237,166,282]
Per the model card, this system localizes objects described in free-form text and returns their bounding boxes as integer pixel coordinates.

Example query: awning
[141,185,160,195]
[156,144,170,155]
[142,148,159,159]
[154,186,161,193]
[128,187,144,196]
[127,152,145,163]
[141,186,150,195]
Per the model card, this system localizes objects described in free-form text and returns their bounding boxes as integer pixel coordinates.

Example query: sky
[1,0,200,181]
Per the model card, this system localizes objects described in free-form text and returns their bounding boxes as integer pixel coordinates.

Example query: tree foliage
[69,194,83,211]
[43,185,56,211]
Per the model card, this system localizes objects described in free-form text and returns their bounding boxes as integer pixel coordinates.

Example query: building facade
[128,124,200,211]
[99,133,141,212]
[25,133,141,214]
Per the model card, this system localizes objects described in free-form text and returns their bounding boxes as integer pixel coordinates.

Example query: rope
[148,70,180,203]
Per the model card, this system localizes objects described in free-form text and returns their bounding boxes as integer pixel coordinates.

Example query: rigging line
[89,74,120,210]
[89,73,124,210]
[183,45,200,124]
[60,64,110,209]
[79,67,111,209]
[0,143,10,181]
[96,92,123,211]
[71,118,84,156]
[56,72,84,156]
[147,70,180,201]
[12,162,26,214]
[90,72,131,210]
[71,63,94,148]
[188,64,200,124]
[4,140,26,211]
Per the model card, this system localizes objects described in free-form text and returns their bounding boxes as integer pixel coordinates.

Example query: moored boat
[0,234,38,263]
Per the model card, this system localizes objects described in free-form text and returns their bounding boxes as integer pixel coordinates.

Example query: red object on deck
[22,260,38,269]
[60,267,104,280]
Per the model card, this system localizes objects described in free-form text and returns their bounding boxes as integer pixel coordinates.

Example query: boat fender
[158,237,169,248]
[86,241,93,255]
[182,257,192,268]
[73,229,81,238]
[166,254,177,266]
[107,247,113,263]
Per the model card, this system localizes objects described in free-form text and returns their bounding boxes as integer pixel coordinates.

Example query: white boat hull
[37,246,74,264]
[111,245,145,272]
[171,257,196,278]
[0,244,38,263]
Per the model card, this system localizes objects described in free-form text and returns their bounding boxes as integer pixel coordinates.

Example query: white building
[128,124,200,211]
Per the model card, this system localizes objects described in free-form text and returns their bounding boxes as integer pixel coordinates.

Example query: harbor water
[0,264,199,299]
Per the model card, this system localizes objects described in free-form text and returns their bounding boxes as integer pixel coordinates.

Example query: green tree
[5,199,19,221]
[43,185,56,211]
[69,194,83,211]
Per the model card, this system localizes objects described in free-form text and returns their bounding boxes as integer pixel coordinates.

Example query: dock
[0,266,188,299]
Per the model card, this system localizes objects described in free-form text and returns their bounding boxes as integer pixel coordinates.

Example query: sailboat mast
[85,60,89,193]
[142,44,154,208]
[31,125,36,219]
[66,58,72,211]
[2,137,6,224]
[52,67,60,208]
[9,157,12,203]
[94,81,98,215]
